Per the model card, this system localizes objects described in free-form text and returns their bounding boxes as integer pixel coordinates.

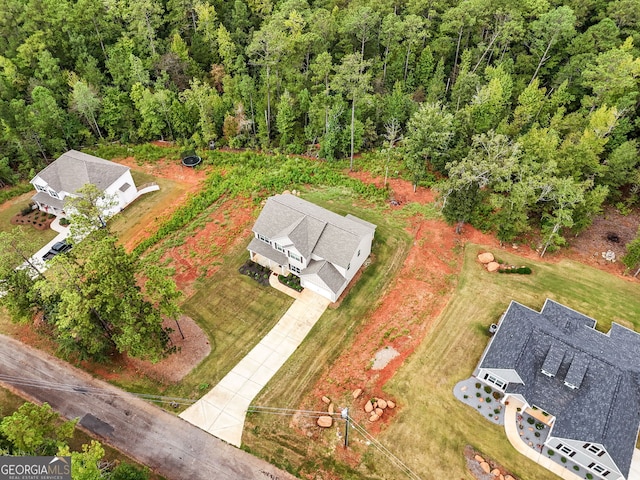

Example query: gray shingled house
[248,194,376,302]
[30,150,138,216]
[476,299,640,480]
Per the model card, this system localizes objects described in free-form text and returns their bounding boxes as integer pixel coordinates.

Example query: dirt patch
[113,157,208,252]
[347,171,435,206]
[159,197,255,295]
[464,445,518,480]
[126,315,210,383]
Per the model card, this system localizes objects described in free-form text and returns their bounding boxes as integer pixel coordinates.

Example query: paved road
[0,335,296,480]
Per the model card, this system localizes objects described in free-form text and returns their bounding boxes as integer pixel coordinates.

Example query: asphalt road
[0,334,296,480]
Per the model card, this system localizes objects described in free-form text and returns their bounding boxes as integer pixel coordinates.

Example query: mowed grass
[242,188,413,475]
[164,239,294,400]
[0,191,58,245]
[108,170,190,249]
[369,245,640,480]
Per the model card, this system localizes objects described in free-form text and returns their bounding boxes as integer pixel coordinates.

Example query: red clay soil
[300,172,637,469]
[113,157,208,252]
[158,196,255,295]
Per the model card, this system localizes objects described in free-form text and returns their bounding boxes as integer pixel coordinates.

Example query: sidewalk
[180,287,330,446]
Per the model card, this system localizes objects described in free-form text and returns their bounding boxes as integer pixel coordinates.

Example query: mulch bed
[11,210,55,230]
[464,445,518,480]
[238,260,271,286]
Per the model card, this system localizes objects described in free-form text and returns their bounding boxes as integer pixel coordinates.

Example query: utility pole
[341,408,349,448]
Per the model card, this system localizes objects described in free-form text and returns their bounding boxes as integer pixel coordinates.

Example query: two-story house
[476,299,640,480]
[30,150,138,216]
[248,194,376,302]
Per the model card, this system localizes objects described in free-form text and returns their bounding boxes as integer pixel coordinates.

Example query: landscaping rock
[328,403,334,414]
[480,462,491,474]
[283,190,291,195]
[387,400,396,409]
[491,468,501,476]
[478,252,494,264]
[321,396,331,404]
[364,401,374,413]
[474,455,484,463]
[377,399,387,409]
[500,475,505,480]
[317,416,333,428]
[505,476,514,480]
[352,388,362,399]
[369,413,379,422]
[486,262,500,272]
[375,408,383,416]
[372,400,378,408]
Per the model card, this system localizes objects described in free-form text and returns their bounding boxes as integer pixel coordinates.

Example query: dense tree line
[1,0,640,249]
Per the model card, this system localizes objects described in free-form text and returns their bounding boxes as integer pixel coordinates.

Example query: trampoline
[182,155,202,167]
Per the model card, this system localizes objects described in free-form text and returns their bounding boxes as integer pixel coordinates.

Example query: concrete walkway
[24,216,71,274]
[180,286,330,446]
[504,398,583,480]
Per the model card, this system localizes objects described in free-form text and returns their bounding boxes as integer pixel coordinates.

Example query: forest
[1,0,640,251]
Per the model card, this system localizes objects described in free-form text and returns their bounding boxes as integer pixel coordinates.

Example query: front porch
[32,191,65,216]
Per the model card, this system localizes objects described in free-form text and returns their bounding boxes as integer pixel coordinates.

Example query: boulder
[486,262,500,272]
[478,252,494,264]
[364,401,374,413]
[491,469,501,476]
[387,400,396,409]
[328,403,334,414]
[474,455,484,463]
[373,401,378,408]
[377,399,387,409]
[283,190,291,195]
[480,462,491,474]
[500,475,505,480]
[375,408,383,416]
[505,476,514,480]
[352,388,363,399]
[317,416,333,428]
[369,413,379,422]
[321,396,331,404]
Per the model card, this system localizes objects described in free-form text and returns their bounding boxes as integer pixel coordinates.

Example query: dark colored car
[42,241,72,261]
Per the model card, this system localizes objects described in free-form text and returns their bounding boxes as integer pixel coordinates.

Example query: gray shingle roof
[301,259,347,294]
[31,191,65,210]
[247,238,288,265]
[252,194,376,269]
[480,299,640,477]
[31,150,129,194]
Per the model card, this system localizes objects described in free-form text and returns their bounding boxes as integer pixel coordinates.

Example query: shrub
[463,395,468,399]
[484,386,492,394]
[475,382,481,389]
[527,417,535,425]
[573,466,579,471]
[586,474,593,479]
[494,409,500,414]
[535,422,544,430]
[534,432,540,437]
[547,450,554,456]
[476,392,481,398]
[561,457,567,464]
[486,397,492,403]
[20,205,32,216]
[492,391,501,400]
[59,218,70,226]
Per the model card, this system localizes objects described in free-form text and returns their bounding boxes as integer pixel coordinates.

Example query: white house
[30,150,138,216]
[248,194,376,302]
[476,299,640,480]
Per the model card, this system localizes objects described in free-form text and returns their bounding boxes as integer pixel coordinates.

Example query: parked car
[42,241,72,261]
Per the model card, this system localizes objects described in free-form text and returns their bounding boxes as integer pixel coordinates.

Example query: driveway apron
[180,288,330,446]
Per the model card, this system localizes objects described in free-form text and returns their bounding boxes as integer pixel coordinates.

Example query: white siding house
[248,194,376,302]
[30,150,138,216]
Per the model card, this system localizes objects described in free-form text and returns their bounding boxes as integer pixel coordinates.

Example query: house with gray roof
[476,299,640,480]
[248,194,376,302]
[30,150,138,216]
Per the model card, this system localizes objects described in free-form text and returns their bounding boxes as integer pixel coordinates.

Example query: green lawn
[108,170,190,250]
[368,245,640,480]
[241,188,413,477]
[0,191,58,245]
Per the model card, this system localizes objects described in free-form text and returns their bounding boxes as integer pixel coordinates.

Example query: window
[257,233,270,244]
[288,251,302,262]
[483,373,506,390]
[35,184,47,193]
[347,263,351,271]
[48,189,59,199]
[290,265,301,275]
[556,444,576,457]
[274,243,285,253]
[583,443,605,456]
[357,249,361,257]
[588,463,610,476]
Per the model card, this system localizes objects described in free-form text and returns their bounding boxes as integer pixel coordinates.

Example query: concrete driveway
[180,286,330,446]
[0,334,295,480]
[26,216,70,274]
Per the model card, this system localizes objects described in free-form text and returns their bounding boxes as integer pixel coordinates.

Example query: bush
[476,392,481,398]
[586,474,593,479]
[535,422,544,430]
[573,466,579,471]
[494,409,501,414]
[492,391,501,400]
[484,386,492,394]
[59,218,70,226]
[486,397,492,403]
[20,205,32,216]
[535,432,540,437]
[561,457,567,463]
[475,382,481,389]
[463,394,468,399]
[548,450,554,456]
[527,417,535,425]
